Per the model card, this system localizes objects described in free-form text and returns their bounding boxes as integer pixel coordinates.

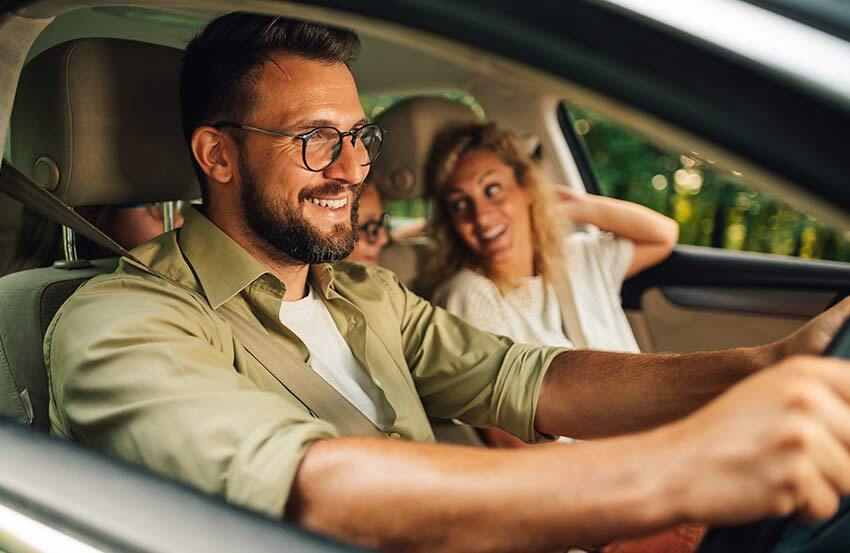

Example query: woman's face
[443,149,534,275]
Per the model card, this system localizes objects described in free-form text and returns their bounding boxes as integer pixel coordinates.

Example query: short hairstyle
[424,122,566,292]
[180,12,361,202]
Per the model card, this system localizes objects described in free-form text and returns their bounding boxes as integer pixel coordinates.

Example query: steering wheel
[697,307,850,553]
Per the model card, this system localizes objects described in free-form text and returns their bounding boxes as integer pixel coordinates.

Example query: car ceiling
[26,6,480,96]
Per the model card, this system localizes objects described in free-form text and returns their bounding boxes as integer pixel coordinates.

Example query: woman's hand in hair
[554,185,679,278]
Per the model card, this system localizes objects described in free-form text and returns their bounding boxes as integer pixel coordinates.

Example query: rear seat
[370,96,487,445]
[0,38,198,428]
[371,96,479,297]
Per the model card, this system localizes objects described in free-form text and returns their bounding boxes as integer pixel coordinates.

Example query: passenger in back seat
[427,121,678,357]
[346,182,389,265]
[427,122,678,439]
[2,203,184,274]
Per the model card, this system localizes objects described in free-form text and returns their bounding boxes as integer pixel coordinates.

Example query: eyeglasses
[211,121,384,172]
[358,212,390,244]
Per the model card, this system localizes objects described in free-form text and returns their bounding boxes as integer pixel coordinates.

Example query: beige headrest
[371,96,478,201]
[10,39,199,207]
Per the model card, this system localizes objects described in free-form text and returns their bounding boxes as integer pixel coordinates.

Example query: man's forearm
[287,435,685,553]
[535,345,778,439]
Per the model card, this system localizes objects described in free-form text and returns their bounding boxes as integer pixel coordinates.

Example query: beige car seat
[370,96,478,296]
[0,38,198,428]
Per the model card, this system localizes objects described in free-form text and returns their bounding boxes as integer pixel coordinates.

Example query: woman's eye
[448,199,468,213]
[484,183,502,198]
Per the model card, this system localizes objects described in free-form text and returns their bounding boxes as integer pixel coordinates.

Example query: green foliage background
[569,105,850,262]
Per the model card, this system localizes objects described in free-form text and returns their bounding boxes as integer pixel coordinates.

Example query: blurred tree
[568,105,850,263]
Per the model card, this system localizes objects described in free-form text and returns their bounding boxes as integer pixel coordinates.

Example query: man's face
[235,55,369,264]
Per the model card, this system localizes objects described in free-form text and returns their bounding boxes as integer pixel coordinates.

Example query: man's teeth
[310,197,348,209]
[481,225,507,240]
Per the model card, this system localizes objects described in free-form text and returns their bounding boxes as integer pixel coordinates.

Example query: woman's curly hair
[424,122,566,292]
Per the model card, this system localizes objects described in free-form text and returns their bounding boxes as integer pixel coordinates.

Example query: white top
[434,231,639,353]
[278,285,392,429]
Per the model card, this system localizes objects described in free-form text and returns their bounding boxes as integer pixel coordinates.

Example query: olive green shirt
[45,208,563,518]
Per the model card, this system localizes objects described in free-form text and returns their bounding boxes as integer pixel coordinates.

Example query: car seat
[0,38,199,429]
[370,96,478,296]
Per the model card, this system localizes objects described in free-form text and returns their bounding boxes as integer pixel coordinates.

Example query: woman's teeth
[310,197,348,209]
[481,225,507,241]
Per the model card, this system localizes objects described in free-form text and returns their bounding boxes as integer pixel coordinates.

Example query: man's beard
[239,156,362,264]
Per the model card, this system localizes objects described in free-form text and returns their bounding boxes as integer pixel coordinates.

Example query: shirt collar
[179,208,270,309]
[179,208,340,308]
[310,263,337,299]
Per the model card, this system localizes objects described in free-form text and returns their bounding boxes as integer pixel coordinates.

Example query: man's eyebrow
[288,118,369,130]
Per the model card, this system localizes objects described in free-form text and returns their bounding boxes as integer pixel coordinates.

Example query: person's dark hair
[180,12,361,203]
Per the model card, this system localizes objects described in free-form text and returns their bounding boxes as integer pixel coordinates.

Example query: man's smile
[309,196,349,209]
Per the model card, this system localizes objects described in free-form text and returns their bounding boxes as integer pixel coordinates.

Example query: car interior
[3,1,850,428]
[1,1,850,551]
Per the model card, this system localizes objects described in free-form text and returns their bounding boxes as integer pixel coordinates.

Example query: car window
[562,102,850,263]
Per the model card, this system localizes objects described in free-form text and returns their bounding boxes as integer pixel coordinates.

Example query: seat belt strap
[216,304,383,436]
[551,277,587,349]
[0,160,383,437]
[0,162,125,255]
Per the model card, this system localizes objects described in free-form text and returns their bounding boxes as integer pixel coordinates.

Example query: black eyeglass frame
[358,212,391,245]
[211,121,385,172]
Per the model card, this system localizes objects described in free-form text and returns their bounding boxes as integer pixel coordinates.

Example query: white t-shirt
[278,285,392,430]
[434,231,639,353]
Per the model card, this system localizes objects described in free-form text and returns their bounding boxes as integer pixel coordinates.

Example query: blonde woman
[425,122,702,553]
[428,122,678,356]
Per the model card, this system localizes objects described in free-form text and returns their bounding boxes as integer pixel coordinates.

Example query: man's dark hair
[180,12,361,202]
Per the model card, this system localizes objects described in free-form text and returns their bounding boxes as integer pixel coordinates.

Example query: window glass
[565,103,850,262]
[360,92,483,234]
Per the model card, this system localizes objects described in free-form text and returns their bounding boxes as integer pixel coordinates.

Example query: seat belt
[0,161,384,437]
[551,277,587,349]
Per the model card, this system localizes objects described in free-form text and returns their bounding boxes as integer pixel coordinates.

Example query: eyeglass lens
[304,124,383,171]
[360,213,389,244]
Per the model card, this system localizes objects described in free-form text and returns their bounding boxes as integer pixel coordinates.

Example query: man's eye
[448,199,468,213]
[484,183,502,198]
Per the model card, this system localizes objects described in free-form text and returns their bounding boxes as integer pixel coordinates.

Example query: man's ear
[191,126,236,184]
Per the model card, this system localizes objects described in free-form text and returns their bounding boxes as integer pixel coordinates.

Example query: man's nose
[323,138,366,184]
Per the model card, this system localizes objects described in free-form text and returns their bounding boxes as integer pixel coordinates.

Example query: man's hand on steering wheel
[774,296,850,359]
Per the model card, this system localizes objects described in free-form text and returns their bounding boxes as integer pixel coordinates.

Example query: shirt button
[387,432,402,439]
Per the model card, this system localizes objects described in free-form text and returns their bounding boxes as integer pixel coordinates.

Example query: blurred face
[100,203,185,251]
[443,149,534,276]
[234,55,370,264]
[347,185,389,265]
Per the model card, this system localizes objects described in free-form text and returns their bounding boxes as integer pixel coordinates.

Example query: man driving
[45,12,850,553]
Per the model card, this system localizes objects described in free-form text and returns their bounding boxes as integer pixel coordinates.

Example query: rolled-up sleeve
[372,268,565,443]
[45,276,338,518]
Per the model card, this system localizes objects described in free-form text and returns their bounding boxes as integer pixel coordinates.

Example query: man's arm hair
[287,355,850,553]
[535,346,775,439]
[534,297,850,440]
[287,434,680,553]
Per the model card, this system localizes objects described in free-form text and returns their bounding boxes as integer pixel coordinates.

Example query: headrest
[10,39,199,207]
[371,96,478,201]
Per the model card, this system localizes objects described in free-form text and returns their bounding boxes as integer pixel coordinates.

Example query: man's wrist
[755,340,786,370]
[627,425,695,528]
